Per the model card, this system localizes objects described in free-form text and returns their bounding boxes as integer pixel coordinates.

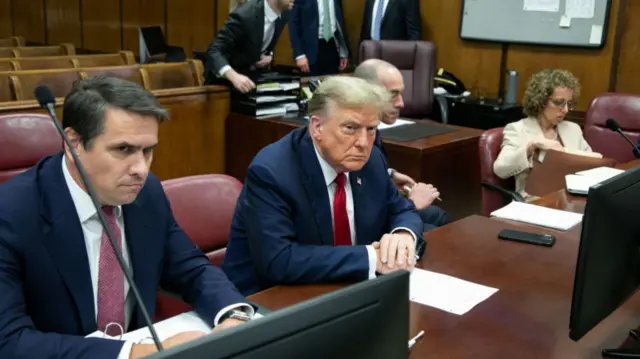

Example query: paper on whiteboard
[523,0,560,12]
[559,15,572,28]
[589,24,603,44]
[566,0,595,19]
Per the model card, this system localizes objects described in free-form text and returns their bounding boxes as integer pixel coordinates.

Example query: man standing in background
[289,0,349,76]
[359,0,421,44]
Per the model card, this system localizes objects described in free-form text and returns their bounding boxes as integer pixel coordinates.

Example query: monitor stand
[602,330,640,358]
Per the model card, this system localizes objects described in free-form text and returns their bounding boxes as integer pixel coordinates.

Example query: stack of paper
[565,166,624,195]
[490,201,583,231]
[378,118,414,130]
[409,268,498,315]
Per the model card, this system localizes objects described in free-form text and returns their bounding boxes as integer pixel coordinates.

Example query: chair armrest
[433,95,449,124]
[481,181,525,203]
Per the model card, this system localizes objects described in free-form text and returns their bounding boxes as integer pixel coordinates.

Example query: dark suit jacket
[635,137,640,158]
[288,0,349,64]
[359,0,421,43]
[0,153,247,359]
[222,127,424,296]
[205,0,288,83]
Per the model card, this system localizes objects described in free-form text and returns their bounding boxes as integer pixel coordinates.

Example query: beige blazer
[493,117,602,196]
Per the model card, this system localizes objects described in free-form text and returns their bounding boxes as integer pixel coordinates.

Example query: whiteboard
[459,0,611,48]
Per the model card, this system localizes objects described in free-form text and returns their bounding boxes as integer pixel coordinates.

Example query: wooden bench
[0,37,25,47]
[0,51,135,71]
[0,44,75,58]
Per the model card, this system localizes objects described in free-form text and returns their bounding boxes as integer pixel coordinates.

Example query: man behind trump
[222,76,425,295]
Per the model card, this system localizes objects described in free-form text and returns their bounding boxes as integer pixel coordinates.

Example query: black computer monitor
[147,271,410,359]
[569,164,640,356]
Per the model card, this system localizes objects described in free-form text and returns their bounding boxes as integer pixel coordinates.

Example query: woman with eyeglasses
[493,68,601,197]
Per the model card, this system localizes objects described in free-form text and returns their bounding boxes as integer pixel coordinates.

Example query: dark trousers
[420,205,451,232]
[310,35,340,76]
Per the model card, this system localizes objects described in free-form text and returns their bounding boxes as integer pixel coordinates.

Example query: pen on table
[403,185,442,202]
[408,330,424,349]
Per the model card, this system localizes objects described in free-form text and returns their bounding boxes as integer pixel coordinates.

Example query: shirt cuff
[365,245,377,280]
[117,340,135,359]
[214,303,255,326]
[218,65,232,77]
[391,227,417,244]
[295,54,306,61]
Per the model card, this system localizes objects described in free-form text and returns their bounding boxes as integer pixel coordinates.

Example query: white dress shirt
[219,0,280,77]
[370,0,390,39]
[62,158,253,359]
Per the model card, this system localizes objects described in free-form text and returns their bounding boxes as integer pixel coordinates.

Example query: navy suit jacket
[288,0,348,64]
[222,127,424,296]
[0,154,246,359]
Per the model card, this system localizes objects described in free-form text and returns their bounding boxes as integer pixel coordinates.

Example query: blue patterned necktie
[372,0,385,40]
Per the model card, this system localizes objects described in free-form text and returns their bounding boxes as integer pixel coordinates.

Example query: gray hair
[353,59,397,85]
[62,76,169,149]
[307,76,391,119]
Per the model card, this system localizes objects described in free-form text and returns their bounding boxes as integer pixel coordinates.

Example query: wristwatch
[219,309,251,323]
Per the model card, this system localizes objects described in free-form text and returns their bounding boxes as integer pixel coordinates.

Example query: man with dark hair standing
[359,0,421,44]
[354,59,450,230]
[0,76,253,359]
[205,0,292,92]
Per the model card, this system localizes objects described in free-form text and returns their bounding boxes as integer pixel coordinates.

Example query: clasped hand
[372,232,416,274]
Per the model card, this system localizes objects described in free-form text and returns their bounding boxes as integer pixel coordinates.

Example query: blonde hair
[307,76,391,119]
[522,69,581,118]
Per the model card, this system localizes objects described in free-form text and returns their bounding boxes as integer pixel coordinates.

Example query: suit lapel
[250,1,266,59]
[364,0,375,32]
[349,171,367,245]
[39,154,96,334]
[381,0,396,27]
[295,129,334,246]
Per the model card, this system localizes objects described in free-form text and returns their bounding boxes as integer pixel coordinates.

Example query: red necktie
[333,173,352,246]
[97,206,125,336]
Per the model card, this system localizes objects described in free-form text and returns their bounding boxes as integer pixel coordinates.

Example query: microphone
[605,118,640,158]
[34,86,164,352]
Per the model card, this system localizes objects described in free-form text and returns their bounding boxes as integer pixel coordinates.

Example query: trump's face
[310,103,380,173]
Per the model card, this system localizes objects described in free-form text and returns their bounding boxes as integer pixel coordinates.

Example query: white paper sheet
[566,166,624,195]
[559,15,572,28]
[523,0,560,12]
[575,166,624,180]
[490,201,583,231]
[566,0,595,19]
[86,311,264,342]
[409,268,498,315]
[377,118,414,130]
[589,25,603,44]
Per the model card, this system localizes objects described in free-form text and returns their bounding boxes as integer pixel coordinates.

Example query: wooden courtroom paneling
[0,0,13,38]
[12,0,46,44]
[166,0,216,55]
[273,27,295,66]
[505,0,621,111]
[215,0,230,32]
[45,0,82,48]
[615,0,640,94]
[341,0,367,63]
[121,0,166,55]
[81,0,122,53]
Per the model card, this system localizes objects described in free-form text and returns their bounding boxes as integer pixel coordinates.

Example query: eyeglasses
[549,98,575,110]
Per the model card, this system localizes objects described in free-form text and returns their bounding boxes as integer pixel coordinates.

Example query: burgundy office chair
[0,113,62,183]
[583,93,640,163]
[478,128,523,216]
[154,174,243,322]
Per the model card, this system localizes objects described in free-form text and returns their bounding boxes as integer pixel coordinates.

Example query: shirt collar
[264,0,280,22]
[313,144,349,187]
[62,156,122,223]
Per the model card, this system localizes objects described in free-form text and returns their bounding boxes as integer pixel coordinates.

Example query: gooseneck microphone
[34,86,164,352]
[605,118,640,157]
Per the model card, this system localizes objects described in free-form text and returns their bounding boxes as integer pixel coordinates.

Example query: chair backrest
[0,114,62,183]
[0,47,16,58]
[0,61,13,72]
[584,93,640,163]
[12,57,76,71]
[358,40,436,118]
[13,44,75,57]
[479,127,515,216]
[8,68,83,101]
[74,51,136,67]
[0,37,25,47]
[82,66,144,86]
[143,60,204,90]
[161,174,242,266]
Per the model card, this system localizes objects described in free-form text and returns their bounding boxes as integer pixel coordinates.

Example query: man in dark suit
[0,77,253,359]
[289,0,349,76]
[354,59,450,230]
[635,137,640,158]
[205,0,291,92]
[359,0,421,43]
[222,77,425,296]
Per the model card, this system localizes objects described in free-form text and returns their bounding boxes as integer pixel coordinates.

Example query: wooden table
[248,215,640,358]
[225,113,483,220]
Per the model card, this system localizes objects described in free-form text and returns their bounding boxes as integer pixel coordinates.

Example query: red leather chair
[0,114,62,183]
[583,93,640,163]
[478,128,523,216]
[358,40,448,123]
[154,174,243,321]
